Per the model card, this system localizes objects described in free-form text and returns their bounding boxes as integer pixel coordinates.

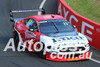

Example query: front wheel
[39,43,46,59]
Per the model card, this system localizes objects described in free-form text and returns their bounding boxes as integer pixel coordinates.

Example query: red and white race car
[10,9,90,61]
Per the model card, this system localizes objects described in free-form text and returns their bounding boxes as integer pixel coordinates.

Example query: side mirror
[73,25,76,29]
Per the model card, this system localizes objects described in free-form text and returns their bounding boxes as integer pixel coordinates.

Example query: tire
[39,43,46,59]
[14,31,19,47]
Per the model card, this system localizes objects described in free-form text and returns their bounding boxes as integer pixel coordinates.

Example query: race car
[10,8,90,61]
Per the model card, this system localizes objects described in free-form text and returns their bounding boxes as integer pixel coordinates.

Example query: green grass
[65,0,100,23]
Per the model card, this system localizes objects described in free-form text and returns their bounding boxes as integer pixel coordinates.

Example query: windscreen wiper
[52,22,59,33]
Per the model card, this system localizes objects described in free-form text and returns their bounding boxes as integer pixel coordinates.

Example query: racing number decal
[63,22,68,25]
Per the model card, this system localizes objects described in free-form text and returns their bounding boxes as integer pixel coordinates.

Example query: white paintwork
[40,33,89,54]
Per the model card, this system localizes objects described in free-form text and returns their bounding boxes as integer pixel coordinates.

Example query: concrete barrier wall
[58,0,100,50]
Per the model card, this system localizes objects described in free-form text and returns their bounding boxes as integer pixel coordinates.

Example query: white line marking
[90,58,100,64]
[38,0,46,15]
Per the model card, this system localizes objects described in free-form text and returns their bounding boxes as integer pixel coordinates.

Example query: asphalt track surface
[0,0,100,67]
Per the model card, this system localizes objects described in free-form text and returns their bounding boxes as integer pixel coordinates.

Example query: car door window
[24,18,38,30]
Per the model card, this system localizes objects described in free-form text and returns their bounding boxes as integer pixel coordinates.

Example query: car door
[23,18,40,51]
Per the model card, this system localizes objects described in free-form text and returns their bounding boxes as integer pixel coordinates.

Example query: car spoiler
[10,8,45,23]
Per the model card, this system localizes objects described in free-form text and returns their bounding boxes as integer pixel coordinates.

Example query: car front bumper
[46,51,90,61]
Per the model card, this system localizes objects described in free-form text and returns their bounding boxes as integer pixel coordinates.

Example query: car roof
[28,14,65,21]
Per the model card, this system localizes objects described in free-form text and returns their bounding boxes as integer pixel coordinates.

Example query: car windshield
[39,19,75,34]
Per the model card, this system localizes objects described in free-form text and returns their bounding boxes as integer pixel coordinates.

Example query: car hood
[40,33,88,47]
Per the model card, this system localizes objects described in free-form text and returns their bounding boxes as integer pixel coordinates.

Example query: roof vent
[51,15,55,18]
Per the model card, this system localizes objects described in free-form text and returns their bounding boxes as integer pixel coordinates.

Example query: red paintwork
[27,14,65,21]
